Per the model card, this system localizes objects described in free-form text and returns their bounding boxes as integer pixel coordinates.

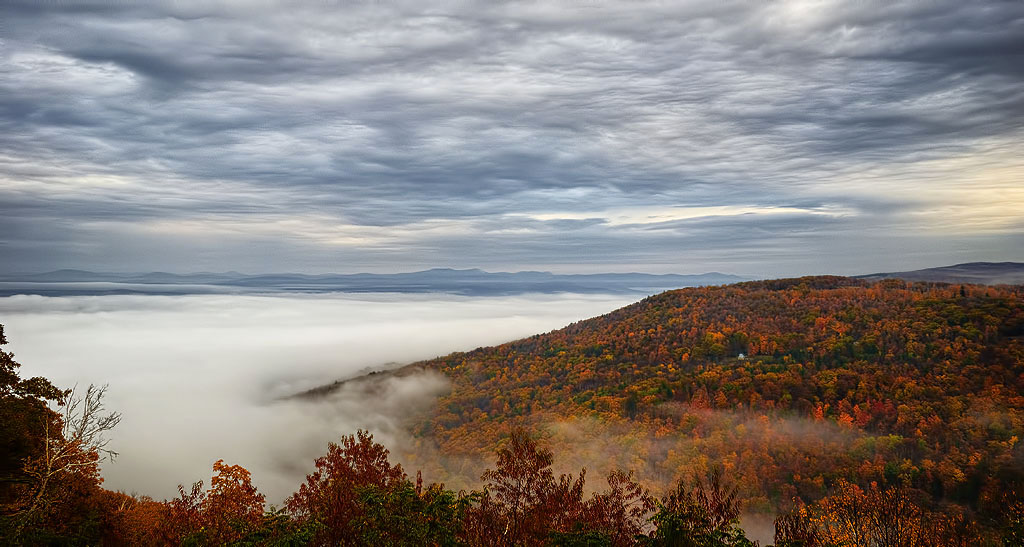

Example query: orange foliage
[401,277,1024,515]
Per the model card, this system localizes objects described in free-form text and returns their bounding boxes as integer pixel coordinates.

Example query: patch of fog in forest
[0,292,636,503]
[538,409,867,545]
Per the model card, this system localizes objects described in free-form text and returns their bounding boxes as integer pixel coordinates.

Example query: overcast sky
[2,0,1022,277]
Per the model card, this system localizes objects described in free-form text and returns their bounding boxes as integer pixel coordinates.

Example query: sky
[1,0,1022,277]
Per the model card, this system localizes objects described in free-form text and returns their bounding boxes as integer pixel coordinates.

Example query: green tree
[645,469,755,547]
[355,479,472,546]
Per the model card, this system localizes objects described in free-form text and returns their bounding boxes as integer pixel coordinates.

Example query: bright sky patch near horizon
[1,0,1023,277]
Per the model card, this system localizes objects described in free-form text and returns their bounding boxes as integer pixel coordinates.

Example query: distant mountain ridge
[4,262,1020,297]
[0,268,747,297]
[856,261,1024,285]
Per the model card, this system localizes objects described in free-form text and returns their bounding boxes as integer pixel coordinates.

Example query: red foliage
[285,429,406,546]
[413,278,1024,513]
[468,428,654,546]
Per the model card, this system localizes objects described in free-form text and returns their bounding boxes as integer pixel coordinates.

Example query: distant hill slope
[356,276,1024,514]
[857,261,1024,285]
[0,268,746,297]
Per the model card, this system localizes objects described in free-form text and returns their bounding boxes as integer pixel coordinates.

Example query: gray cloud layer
[1,0,1022,276]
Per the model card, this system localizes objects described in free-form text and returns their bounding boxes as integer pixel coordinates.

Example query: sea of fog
[0,292,637,503]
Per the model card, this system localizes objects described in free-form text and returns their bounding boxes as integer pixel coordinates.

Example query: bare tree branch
[11,383,120,537]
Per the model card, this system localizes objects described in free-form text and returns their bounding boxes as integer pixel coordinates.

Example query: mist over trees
[2,276,1024,544]
[412,278,1024,518]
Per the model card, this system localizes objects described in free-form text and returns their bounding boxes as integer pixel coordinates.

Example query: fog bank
[0,292,635,502]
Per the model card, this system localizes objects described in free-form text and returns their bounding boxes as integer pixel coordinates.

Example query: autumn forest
[3,277,1024,545]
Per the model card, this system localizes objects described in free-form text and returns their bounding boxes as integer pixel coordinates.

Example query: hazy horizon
[6,260,1022,283]
[3,259,1022,282]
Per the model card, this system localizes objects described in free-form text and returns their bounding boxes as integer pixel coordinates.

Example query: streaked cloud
[1,0,1022,276]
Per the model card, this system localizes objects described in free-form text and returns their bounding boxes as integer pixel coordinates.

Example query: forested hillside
[409,277,1024,518]
[3,276,1024,544]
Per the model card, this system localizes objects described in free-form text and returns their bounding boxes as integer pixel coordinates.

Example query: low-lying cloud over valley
[0,292,636,502]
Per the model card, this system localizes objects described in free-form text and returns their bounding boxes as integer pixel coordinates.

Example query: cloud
[0,291,637,502]
[0,0,1022,276]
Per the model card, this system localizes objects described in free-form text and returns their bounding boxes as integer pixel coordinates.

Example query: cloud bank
[0,291,636,502]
